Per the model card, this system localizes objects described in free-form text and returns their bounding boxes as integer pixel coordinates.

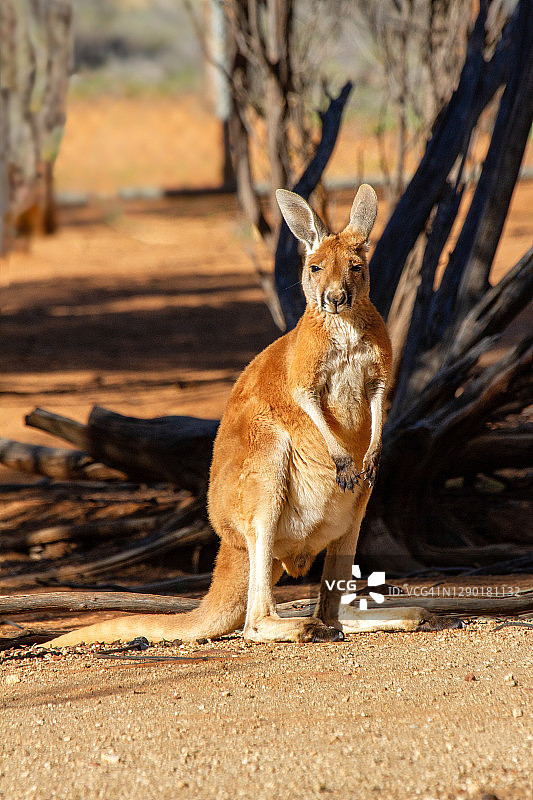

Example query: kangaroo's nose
[326,289,347,307]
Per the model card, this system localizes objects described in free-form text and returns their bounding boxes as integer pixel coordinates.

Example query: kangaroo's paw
[362,447,381,487]
[334,455,361,492]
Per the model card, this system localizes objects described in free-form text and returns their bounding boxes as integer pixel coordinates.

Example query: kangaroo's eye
[310,264,322,273]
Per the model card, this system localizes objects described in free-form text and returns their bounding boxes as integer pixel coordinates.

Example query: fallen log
[47,573,214,594]
[278,593,533,618]
[0,591,199,616]
[26,406,219,492]
[130,573,212,593]
[1,591,529,628]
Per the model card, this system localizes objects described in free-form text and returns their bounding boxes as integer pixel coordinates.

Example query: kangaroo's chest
[319,328,372,427]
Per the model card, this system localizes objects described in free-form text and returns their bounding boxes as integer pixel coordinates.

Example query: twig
[0,501,214,588]
[1,513,176,551]
[94,653,211,663]
[451,555,533,577]
[0,646,62,662]
[493,621,533,630]
[0,521,213,587]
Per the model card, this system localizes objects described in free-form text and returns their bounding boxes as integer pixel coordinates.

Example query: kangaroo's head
[276,184,377,316]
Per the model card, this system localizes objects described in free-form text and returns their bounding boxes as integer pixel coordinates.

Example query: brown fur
[48,185,409,648]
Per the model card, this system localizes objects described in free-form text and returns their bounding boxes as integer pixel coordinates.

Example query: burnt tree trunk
[25,407,219,495]
[358,1,533,568]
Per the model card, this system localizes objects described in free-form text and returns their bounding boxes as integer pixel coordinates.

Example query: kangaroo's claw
[362,470,375,487]
[334,456,361,492]
[362,448,381,488]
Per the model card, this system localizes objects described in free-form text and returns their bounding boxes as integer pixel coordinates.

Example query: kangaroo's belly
[273,435,364,565]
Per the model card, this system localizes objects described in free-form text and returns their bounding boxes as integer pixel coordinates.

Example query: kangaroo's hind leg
[314,496,463,634]
[243,522,344,642]
[314,492,370,628]
[240,433,343,643]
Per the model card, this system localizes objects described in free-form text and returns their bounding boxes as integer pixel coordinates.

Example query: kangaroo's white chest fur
[319,317,373,429]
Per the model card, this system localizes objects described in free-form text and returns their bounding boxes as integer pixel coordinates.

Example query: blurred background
[52,0,438,197]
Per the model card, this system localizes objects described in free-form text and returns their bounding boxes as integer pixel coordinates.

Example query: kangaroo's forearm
[361,379,386,485]
[293,387,346,461]
[367,385,385,455]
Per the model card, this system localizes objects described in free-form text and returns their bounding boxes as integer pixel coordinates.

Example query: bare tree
[0,0,72,256]
[211,1,347,239]
[361,0,533,567]
[206,0,235,188]
[188,0,355,328]
[356,0,472,204]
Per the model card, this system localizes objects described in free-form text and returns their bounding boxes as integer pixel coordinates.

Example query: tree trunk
[0,0,72,255]
[274,82,353,329]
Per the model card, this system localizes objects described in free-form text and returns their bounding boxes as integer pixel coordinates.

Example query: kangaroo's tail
[47,541,249,646]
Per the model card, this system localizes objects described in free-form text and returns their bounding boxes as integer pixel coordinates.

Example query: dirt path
[1,622,532,800]
[0,194,277,445]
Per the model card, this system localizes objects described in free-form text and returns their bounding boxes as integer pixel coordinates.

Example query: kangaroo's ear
[276,189,328,253]
[346,184,378,241]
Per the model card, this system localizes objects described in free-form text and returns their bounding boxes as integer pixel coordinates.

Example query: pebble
[100,752,120,765]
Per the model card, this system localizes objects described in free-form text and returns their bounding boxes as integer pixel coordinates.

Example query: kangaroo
[49,184,436,648]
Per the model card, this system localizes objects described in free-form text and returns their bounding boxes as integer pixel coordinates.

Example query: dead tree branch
[0,438,124,482]
[26,406,218,493]
[0,592,199,616]
[274,81,353,329]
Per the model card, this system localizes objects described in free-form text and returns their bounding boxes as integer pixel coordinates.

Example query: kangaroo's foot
[244,615,344,643]
[416,612,465,631]
[313,616,344,632]
[338,605,465,633]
